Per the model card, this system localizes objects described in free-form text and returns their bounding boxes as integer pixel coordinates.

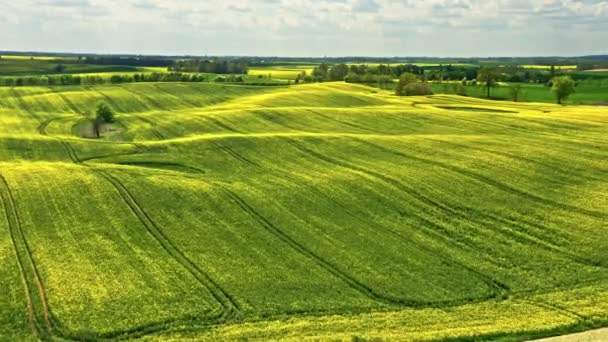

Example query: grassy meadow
[0,78,607,341]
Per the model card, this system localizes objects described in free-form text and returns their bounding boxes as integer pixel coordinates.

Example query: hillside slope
[0,82,607,341]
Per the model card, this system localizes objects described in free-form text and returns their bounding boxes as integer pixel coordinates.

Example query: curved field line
[0,175,54,339]
[59,141,240,328]
[285,137,602,292]
[93,169,238,316]
[526,300,587,322]
[420,137,607,182]
[310,111,383,133]
[285,138,596,284]
[153,84,201,108]
[78,151,142,163]
[215,182,503,307]
[196,114,244,133]
[52,90,83,115]
[0,176,41,339]
[284,140,511,291]
[61,140,82,164]
[114,161,206,174]
[207,139,509,297]
[335,137,605,267]
[190,138,503,284]
[119,85,166,110]
[214,183,409,306]
[354,139,607,219]
[90,87,126,113]
[37,115,80,136]
[136,116,165,140]
[426,109,608,149]
[211,141,259,167]
[254,110,315,132]
[10,88,42,123]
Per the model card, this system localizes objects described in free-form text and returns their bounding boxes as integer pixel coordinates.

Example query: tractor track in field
[525,300,587,322]
[284,139,601,285]
[211,141,259,167]
[429,110,608,149]
[197,114,244,133]
[120,85,167,110]
[208,139,506,296]
[52,90,84,115]
[59,140,240,317]
[215,182,504,307]
[286,141,514,292]
[0,175,57,340]
[136,115,165,140]
[283,136,603,274]
[210,135,601,274]
[420,137,608,182]
[253,177,509,304]
[153,84,201,108]
[94,170,240,315]
[0,176,41,339]
[310,110,383,133]
[37,115,80,136]
[354,139,607,219]
[255,110,318,132]
[207,143,508,300]
[38,137,604,339]
[215,183,413,306]
[344,138,606,268]
[91,87,127,113]
[10,87,42,123]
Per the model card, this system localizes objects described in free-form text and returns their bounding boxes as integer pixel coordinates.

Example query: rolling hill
[0,82,607,341]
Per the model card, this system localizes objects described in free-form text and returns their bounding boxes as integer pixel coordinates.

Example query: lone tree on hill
[477,66,500,98]
[93,102,115,138]
[551,76,576,104]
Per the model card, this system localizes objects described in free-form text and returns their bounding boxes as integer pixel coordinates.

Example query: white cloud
[0,0,606,56]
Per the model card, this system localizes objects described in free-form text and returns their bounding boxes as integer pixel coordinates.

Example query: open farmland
[248,66,315,80]
[0,81,607,341]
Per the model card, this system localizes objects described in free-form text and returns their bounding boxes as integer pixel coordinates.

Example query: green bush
[404,82,433,96]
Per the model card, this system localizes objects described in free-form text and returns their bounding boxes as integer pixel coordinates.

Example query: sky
[0,0,607,57]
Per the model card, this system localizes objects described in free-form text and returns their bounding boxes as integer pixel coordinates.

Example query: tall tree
[477,66,500,98]
[551,76,576,104]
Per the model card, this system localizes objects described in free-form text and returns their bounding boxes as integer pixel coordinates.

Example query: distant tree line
[82,56,174,67]
[170,59,249,74]
[306,63,425,84]
[306,62,600,86]
[1,72,211,87]
[0,72,292,87]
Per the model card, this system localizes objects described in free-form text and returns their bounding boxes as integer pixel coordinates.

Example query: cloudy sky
[1,0,607,57]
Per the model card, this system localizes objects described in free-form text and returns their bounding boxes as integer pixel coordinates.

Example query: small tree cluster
[395,73,433,96]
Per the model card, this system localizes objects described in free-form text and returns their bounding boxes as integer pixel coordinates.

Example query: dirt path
[531,328,608,341]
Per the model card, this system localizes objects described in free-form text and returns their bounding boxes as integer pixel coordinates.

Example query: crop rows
[0,82,607,340]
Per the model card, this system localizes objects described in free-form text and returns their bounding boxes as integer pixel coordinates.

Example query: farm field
[428,81,608,104]
[0,81,607,341]
[248,66,315,80]
[0,55,154,76]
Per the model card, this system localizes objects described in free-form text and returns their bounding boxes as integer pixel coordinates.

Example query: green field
[0,57,143,76]
[0,81,607,341]
[427,81,608,104]
[249,66,315,80]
